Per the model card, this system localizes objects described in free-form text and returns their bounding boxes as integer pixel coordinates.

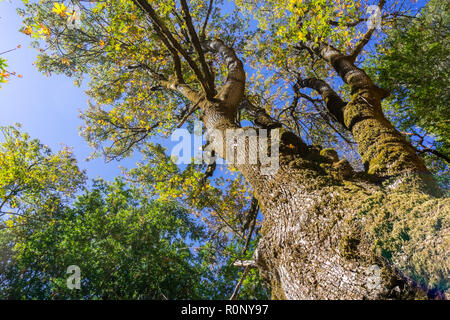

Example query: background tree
[0,128,268,299]
[14,0,450,299]
[0,123,85,297]
[1,179,206,299]
[0,124,85,226]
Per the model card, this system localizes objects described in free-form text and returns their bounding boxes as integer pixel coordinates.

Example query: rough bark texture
[253,154,448,299]
[198,40,449,300]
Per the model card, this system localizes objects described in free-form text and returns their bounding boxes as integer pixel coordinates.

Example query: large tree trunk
[253,155,448,299]
[251,87,448,299]
[198,40,448,300]
[203,100,449,299]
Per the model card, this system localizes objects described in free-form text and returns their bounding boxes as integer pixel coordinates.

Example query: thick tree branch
[175,99,202,128]
[240,97,282,129]
[159,79,202,103]
[295,37,428,178]
[202,39,245,108]
[298,78,347,127]
[130,62,200,103]
[229,265,251,300]
[296,39,389,99]
[131,63,200,104]
[348,27,376,63]
[348,0,386,63]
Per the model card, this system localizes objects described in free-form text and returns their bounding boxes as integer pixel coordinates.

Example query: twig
[229,266,250,300]
[180,0,215,97]
[200,0,214,40]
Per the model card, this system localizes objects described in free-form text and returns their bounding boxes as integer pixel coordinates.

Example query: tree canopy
[0,126,268,299]
[0,124,85,226]
[2,179,205,299]
[1,0,448,299]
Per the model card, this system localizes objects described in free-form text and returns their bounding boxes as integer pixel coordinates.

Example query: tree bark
[252,156,448,299]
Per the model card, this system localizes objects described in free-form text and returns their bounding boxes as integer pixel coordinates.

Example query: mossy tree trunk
[197,40,448,300]
[252,152,448,299]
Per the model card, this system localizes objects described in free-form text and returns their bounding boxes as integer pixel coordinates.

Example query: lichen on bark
[253,157,448,299]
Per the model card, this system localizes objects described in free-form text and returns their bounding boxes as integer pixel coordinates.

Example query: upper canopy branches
[19,0,431,178]
[132,0,215,98]
[18,0,252,158]
[132,0,245,110]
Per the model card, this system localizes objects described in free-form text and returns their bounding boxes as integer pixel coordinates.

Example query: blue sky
[0,1,142,181]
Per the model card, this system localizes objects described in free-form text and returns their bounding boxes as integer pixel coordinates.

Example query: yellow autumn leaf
[297,31,306,41]
[38,24,50,36]
[22,25,32,36]
[52,3,67,17]
[61,57,70,66]
[5,219,14,228]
